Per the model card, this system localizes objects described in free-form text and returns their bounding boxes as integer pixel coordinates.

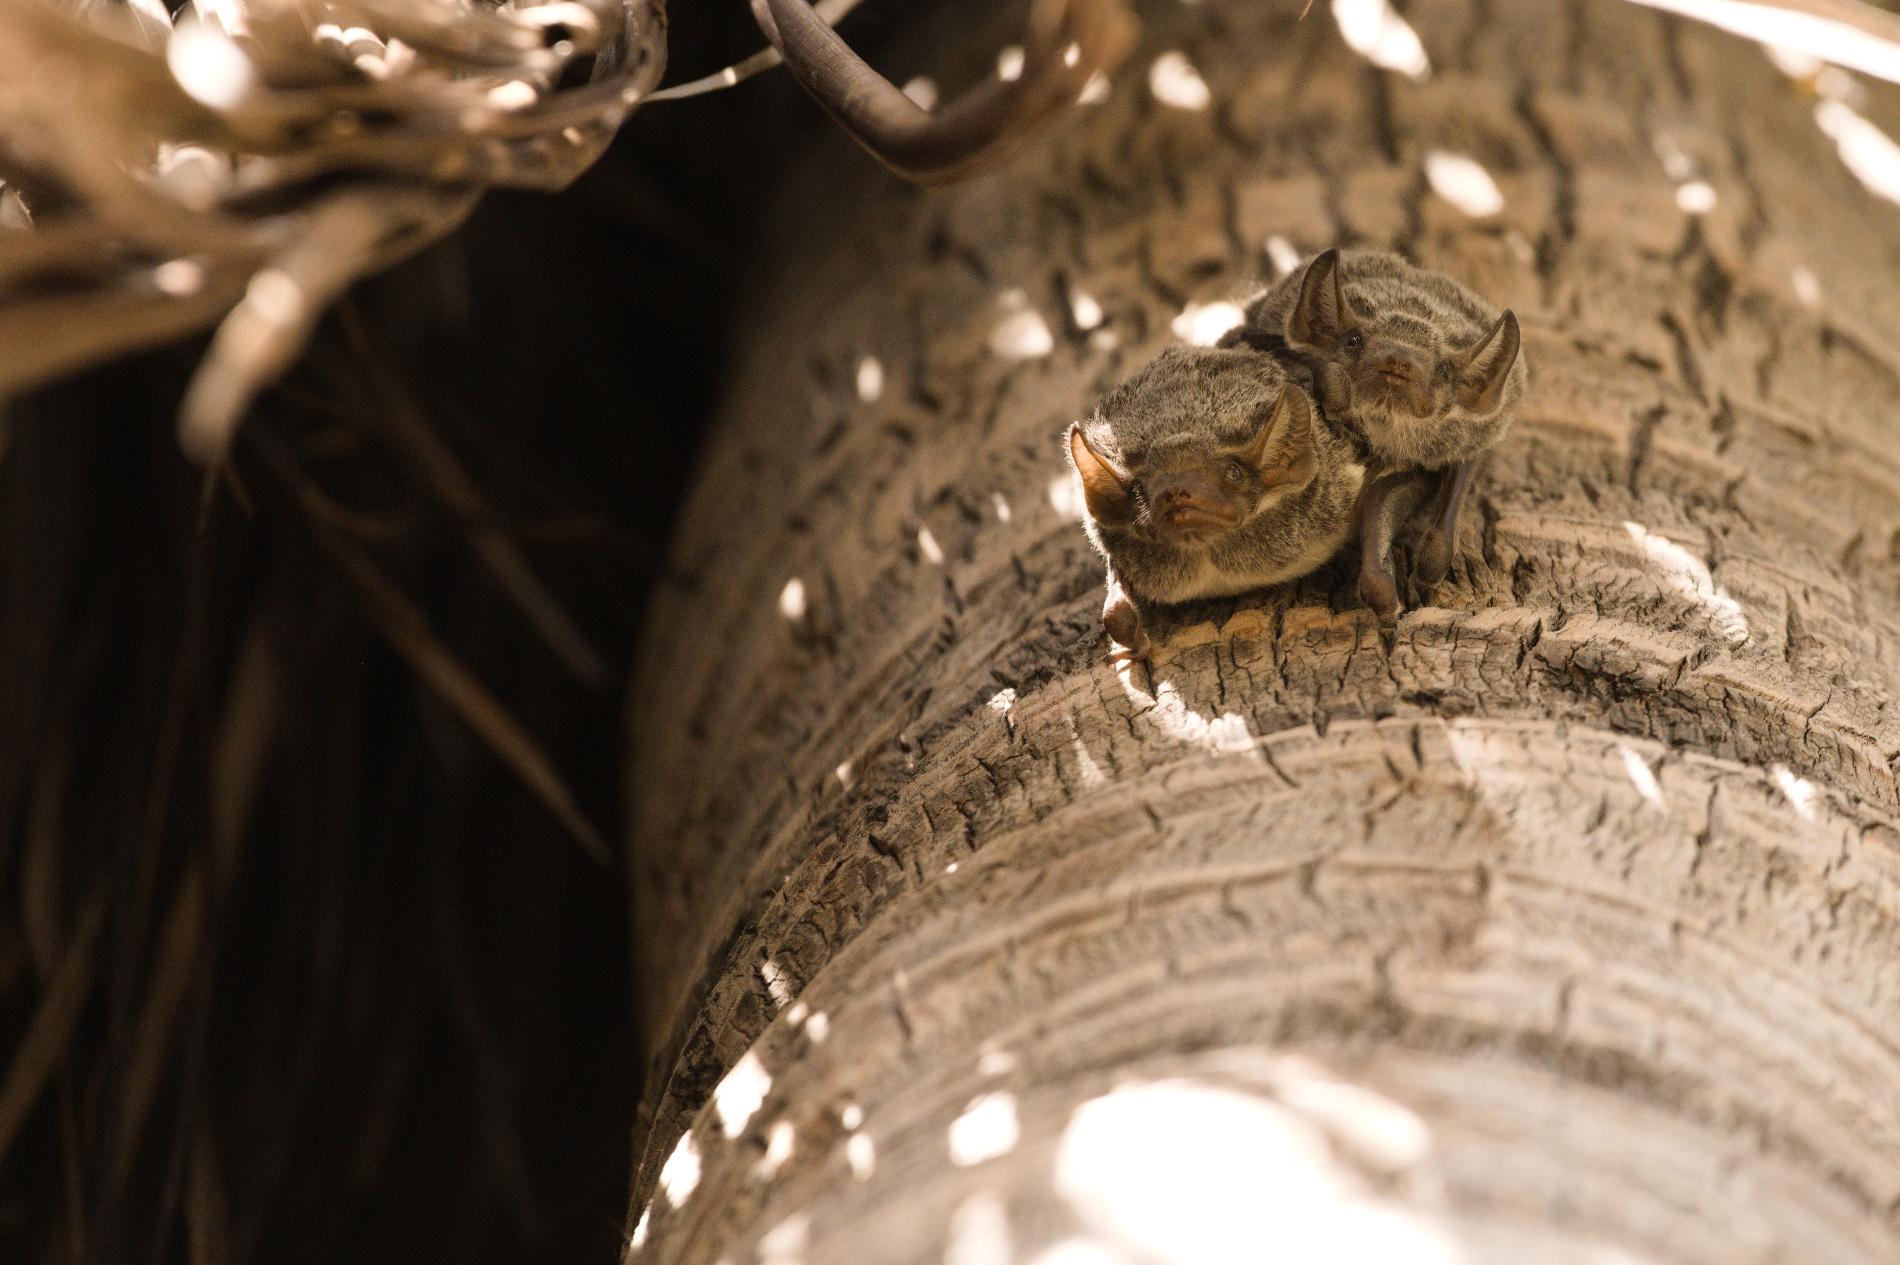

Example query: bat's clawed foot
[1409,461,1473,604]
[1357,567,1401,630]
[1411,526,1453,597]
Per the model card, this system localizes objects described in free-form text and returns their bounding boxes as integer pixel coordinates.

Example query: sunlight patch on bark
[1269,1057,1434,1172]
[758,1120,795,1178]
[1619,746,1667,810]
[992,291,1057,359]
[1032,1240,1129,1265]
[1265,234,1303,277]
[1149,52,1211,110]
[917,526,946,565]
[760,1213,809,1265]
[1120,676,1261,756]
[1790,265,1822,307]
[778,577,808,622]
[1424,152,1505,218]
[1652,133,1717,214]
[1070,288,1105,331]
[1330,0,1430,81]
[949,1091,1021,1167]
[846,1131,877,1179]
[856,355,884,403]
[761,957,796,1007]
[1072,720,1110,788]
[1057,1078,1462,1265]
[1674,180,1717,213]
[168,22,254,109]
[946,1191,1012,1265]
[1171,300,1246,345]
[714,1051,772,1138]
[154,258,208,296]
[1771,764,1819,820]
[658,1129,701,1205]
[1621,522,1749,645]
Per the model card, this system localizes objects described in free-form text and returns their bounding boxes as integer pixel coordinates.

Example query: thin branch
[247,427,613,865]
[0,895,107,1168]
[749,0,1139,184]
[647,0,868,101]
[337,304,614,689]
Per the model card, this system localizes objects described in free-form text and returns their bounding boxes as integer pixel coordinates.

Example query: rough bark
[624,1,1900,1260]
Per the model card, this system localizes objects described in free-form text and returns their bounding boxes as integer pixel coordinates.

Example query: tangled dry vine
[0,0,1145,465]
[3,0,1897,469]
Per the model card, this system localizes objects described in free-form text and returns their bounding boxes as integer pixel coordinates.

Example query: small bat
[1067,345,1367,657]
[1235,248,1526,623]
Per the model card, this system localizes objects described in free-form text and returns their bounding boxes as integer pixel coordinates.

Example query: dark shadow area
[0,4,908,1262]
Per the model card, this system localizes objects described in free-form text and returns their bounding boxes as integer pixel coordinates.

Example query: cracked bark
[624,1,1900,1261]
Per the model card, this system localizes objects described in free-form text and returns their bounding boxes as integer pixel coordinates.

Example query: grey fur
[1245,249,1527,471]
[1069,345,1367,651]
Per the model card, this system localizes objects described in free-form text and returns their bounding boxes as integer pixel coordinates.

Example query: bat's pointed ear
[1457,309,1521,413]
[1287,248,1350,347]
[1241,387,1318,491]
[1069,422,1136,524]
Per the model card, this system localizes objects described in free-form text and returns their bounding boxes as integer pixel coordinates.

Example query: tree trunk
[623,1,1900,1260]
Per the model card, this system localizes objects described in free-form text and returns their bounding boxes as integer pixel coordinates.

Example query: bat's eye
[1342,330,1365,352]
[1223,459,1248,485]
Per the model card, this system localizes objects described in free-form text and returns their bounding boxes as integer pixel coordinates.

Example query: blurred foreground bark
[625,1,1900,1259]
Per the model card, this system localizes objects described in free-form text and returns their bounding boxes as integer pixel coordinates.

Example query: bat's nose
[1375,352,1420,383]
[1158,482,1199,506]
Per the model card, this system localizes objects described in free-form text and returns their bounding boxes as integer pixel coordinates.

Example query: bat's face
[1068,348,1318,549]
[1286,249,1521,459]
[1331,319,1455,423]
